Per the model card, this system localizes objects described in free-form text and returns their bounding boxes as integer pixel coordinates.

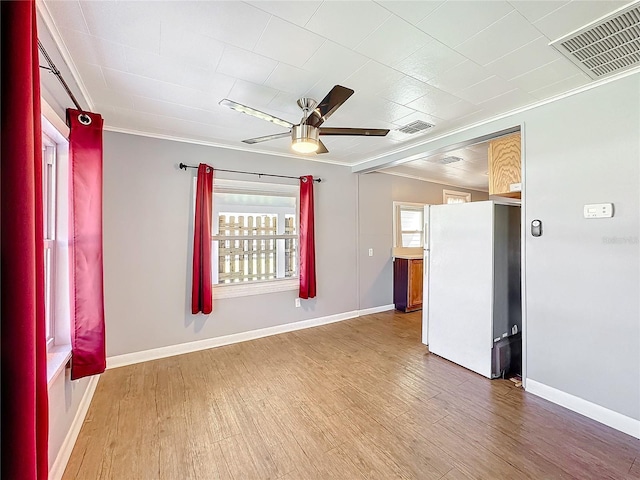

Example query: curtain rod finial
[179,163,188,170]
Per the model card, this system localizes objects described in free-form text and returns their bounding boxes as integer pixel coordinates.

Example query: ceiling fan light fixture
[291,124,319,154]
[292,138,319,153]
[219,99,292,129]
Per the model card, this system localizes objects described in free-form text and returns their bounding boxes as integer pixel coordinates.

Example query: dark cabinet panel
[394,258,423,312]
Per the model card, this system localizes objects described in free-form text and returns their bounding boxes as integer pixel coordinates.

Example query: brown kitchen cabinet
[488,133,522,198]
[393,257,423,312]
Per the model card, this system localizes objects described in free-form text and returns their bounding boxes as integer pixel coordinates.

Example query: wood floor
[63,311,640,480]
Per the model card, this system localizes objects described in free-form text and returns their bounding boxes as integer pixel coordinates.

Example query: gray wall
[357,74,640,422]
[523,77,639,420]
[103,133,358,357]
[357,172,488,310]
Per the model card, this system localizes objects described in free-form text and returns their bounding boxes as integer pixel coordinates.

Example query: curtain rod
[38,39,87,116]
[179,163,322,183]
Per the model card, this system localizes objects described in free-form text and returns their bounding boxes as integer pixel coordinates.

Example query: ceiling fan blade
[316,139,328,154]
[305,85,354,128]
[220,99,294,129]
[320,127,390,136]
[242,132,291,144]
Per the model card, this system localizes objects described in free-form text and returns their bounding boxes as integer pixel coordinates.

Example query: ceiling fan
[219,85,389,154]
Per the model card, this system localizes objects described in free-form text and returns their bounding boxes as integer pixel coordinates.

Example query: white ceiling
[381,140,492,191]
[40,0,634,186]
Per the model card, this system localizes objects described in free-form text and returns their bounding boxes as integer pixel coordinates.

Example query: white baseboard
[108,310,362,369]
[358,304,395,316]
[107,306,397,370]
[49,375,100,480]
[526,379,640,439]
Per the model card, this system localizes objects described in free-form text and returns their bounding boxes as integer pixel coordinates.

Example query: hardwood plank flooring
[63,311,640,480]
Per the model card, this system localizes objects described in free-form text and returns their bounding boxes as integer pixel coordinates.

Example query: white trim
[107,306,396,369]
[41,99,69,138]
[107,310,358,369]
[47,345,72,386]
[104,126,352,167]
[215,178,299,194]
[214,278,298,299]
[442,189,471,204]
[526,379,640,439]
[36,0,94,112]
[519,124,527,388]
[48,375,100,480]
[358,304,395,316]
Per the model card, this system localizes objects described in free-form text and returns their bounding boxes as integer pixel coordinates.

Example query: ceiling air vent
[550,3,640,80]
[427,156,463,165]
[397,120,434,134]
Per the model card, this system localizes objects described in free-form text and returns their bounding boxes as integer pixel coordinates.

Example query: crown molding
[103,125,356,167]
[36,0,95,112]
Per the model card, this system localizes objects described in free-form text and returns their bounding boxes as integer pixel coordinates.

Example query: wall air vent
[397,120,434,134]
[550,3,640,80]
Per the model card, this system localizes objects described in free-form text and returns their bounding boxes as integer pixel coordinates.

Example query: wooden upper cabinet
[488,133,521,198]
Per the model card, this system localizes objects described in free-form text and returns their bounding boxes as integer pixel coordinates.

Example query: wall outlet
[368,248,374,257]
[295,298,301,308]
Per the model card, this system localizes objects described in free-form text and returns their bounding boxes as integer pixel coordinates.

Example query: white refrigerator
[422,201,521,378]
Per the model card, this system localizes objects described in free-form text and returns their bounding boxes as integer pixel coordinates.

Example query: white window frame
[207,178,299,299]
[393,201,425,249]
[42,132,57,348]
[443,189,471,204]
[42,103,73,384]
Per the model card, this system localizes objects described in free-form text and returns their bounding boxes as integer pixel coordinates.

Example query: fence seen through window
[215,213,296,284]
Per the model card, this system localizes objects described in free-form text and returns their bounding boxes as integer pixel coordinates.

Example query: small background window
[393,202,425,249]
[443,189,471,204]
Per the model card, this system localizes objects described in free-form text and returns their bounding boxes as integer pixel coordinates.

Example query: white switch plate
[368,248,373,256]
[295,298,301,308]
[584,203,614,218]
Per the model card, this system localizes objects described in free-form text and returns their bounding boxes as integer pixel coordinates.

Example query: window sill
[214,278,298,299]
[47,345,72,386]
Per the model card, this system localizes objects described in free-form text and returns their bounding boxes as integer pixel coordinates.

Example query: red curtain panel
[67,108,106,380]
[192,164,214,314]
[299,176,317,299]
[0,0,50,478]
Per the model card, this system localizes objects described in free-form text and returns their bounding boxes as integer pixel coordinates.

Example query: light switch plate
[584,203,614,218]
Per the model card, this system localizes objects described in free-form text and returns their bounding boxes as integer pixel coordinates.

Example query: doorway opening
[381,125,525,382]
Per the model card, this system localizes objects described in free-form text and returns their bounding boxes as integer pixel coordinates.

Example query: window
[42,133,57,347]
[211,179,299,298]
[443,189,471,204]
[41,107,73,383]
[393,202,425,248]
